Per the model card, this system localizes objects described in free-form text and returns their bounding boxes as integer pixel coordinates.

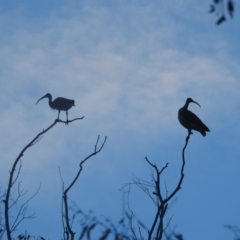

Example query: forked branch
[61,135,107,240]
[125,131,191,240]
[3,117,84,240]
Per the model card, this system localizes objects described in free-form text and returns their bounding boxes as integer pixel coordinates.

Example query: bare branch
[126,185,138,240]
[61,135,107,240]
[125,131,191,240]
[225,225,240,240]
[10,184,41,233]
[4,117,83,240]
[58,116,85,125]
[58,167,67,240]
[165,131,191,203]
[11,161,22,188]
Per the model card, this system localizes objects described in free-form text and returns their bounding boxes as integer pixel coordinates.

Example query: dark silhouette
[123,130,192,240]
[3,100,84,240]
[209,0,235,25]
[36,93,75,124]
[178,98,210,136]
[225,225,240,240]
[59,135,107,240]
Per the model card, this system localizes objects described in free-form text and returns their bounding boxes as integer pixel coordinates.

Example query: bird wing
[53,97,75,111]
[185,111,210,132]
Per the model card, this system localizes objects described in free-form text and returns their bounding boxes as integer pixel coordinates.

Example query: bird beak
[36,95,47,104]
[192,99,201,108]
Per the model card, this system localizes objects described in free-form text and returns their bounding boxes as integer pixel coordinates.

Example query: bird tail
[200,130,206,137]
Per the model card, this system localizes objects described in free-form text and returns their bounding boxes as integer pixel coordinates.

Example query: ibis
[178,98,210,136]
[36,93,75,123]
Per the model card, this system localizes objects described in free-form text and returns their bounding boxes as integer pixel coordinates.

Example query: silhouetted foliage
[16,231,45,240]
[75,209,134,240]
[0,191,4,240]
[209,0,235,24]
[225,225,240,240]
[65,190,145,240]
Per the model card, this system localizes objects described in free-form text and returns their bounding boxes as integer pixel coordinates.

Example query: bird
[36,93,75,123]
[178,98,210,136]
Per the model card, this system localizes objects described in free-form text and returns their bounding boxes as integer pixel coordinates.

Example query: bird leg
[186,129,193,142]
[57,111,60,121]
[66,111,69,125]
[188,129,193,135]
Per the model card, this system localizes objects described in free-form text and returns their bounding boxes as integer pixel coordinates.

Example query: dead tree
[2,116,84,240]
[125,131,191,240]
[59,135,107,240]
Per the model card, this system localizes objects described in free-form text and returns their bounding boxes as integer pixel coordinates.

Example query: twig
[126,185,138,240]
[4,116,83,240]
[11,183,41,233]
[58,116,85,125]
[59,167,67,240]
[62,135,107,240]
[127,131,191,240]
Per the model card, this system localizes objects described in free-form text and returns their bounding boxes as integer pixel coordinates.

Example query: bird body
[178,98,210,136]
[36,93,75,122]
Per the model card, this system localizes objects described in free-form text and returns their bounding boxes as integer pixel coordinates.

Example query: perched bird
[178,98,210,136]
[36,93,75,123]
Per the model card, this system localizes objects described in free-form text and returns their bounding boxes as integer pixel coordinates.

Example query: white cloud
[0,1,240,239]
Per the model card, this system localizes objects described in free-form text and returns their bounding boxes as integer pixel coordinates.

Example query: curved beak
[36,95,47,105]
[192,99,201,108]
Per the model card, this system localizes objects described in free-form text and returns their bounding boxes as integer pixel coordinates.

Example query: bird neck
[184,101,190,110]
[47,96,54,109]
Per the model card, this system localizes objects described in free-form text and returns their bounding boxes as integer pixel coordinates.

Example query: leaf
[174,234,184,240]
[118,218,124,224]
[228,0,234,18]
[87,223,96,240]
[99,229,111,240]
[209,4,215,13]
[216,15,226,25]
[17,235,24,240]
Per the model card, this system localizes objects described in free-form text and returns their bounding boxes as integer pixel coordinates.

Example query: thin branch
[11,161,22,188]
[10,184,41,233]
[129,131,191,240]
[148,204,162,240]
[225,225,240,240]
[4,117,83,240]
[156,203,168,240]
[164,131,191,203]
[29,136,43,147]
[8,181,27,209]
[62,135,107,240]
[145,158,169,203]
[131,177,157,205]
[163,214,174,233]
[59,167,67,240]
[126,185,138,240]
[66,135,107,193]
[58,116,85,125]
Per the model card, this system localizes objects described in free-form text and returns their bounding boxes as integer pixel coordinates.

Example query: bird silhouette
[36,93,75,123]
[178,98,210,136]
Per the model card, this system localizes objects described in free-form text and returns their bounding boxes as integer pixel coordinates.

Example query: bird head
[36,93,52,104]
[187,98,201,108]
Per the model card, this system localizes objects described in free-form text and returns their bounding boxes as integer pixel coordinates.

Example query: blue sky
[0,0,240,239]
